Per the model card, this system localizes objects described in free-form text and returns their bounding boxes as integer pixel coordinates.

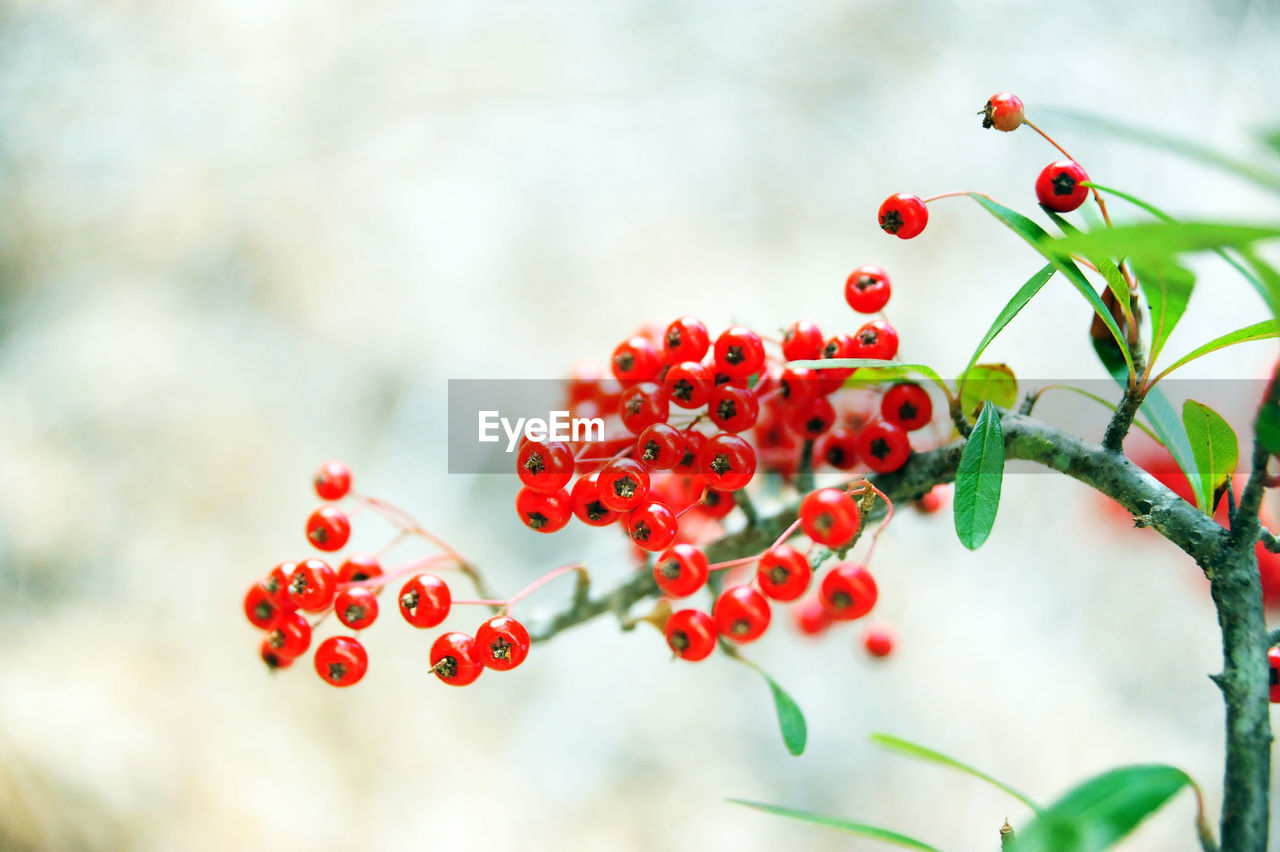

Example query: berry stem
[505,562,589,612]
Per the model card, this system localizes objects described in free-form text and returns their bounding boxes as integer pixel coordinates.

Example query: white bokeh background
[2,1,1279,849]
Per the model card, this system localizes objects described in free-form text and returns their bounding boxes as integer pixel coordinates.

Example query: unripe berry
[981,93,1024,132]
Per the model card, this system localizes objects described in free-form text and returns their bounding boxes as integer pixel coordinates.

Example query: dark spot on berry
[880,210,903,234]
[855,274,876,291]
[725,344,745,366]
[489,636,513,661]
[768,566,790,585]
[613,475,638,499]
[1272,665,1279,687]
[631,520,651,542]
[625,395,643,416]
[254,601,274,621]
[435,656,458,679]
[870,437,891,460]
[813,513,832,534]
[805,416,826,435]
[265,576,280,593]
[268,629,285,649]
[825,446,846,466]
[713,372,731,386]
[716,399,738,421]
[679,449,696,468]
[586,501,610,521]
[670,630,690,652]
[897,401,918,422]
[327,662,347,682]
[981,99,996,129]
[710,453,732,475]
[666,328,683,349]
[857,328,879,346]
[831,590,851,610]
[704,491,724,508]
[524,452,545,475]
[614,352,635,373]
[400,589,419,615]
[525,511,549,530]
[343,604,366,624]
[263,651,285,670]
[672,379,694,401]
[309,527,329,545]
[659,559,681,579]
[1051,171,1077,196]
[731,619,750,635]
[642,439,660,461]
[351,571,371,581]
[289,575,308,595]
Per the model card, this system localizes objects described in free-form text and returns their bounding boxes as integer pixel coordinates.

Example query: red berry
[653,543,710,598]
[713,585,772,643]
[619,381,669,435]
[756,544,812,602]
[267,610,312,659]
[788,395,837,441]
[570,472,621,526]
[663,316,711,364]
[663,360,714,410]
[637,423,685,470]
[399,574,452,628]
[1036,159,1090,212]
[699,488,737,519]
[337,553,383,584]
[260,640,294,671]
[819,563,878,621]
[674,430,707,474]
[982,92,1024,132]
[851,319,899,361]
[818,427,860,471]
[881,382,933,431]
[611,336,662,384]
[431,632,484,686]
[313,460,352,501]
[244,581,281,629]
[517,440,575,493]
[778,366,819,407]
[626,501,678,552]
[708,384,760,433]
[597,457,651,512]
[262,562,297,611]
[713,327,766,379]
[515,486,573,532]
[697,432,757,492]
[314,636,368,687]
[878,193,929,239]
[845,265,892,314]
[818,332,857,393]
[782,320,824,362]
[335,586,379,630]
[799,488,861,548]
[857,420,911,473]
[914,484,947,514]
[306,506,351,552]
[793,598,831,636]
[665,609,717,661]
[1269,647,1280,703]
[475,615,531,671]
[863,626,895,658]
[288,558,337,612]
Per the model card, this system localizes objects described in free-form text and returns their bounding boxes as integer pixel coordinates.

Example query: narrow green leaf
[1236,247,1280,326]
[763,672,807,756]
[963,262,1056,375]
[958,363,1018,413]
[1044,209,1133,332]
[788,358,950,397]
[870,733,1042,814]
[969,194,1133,375]
[728,800,941,851]
[1139,385,1207,510]
[1182,400,1239,514]
[1153,320,1279,383]
[953,402,1005,550]
[1132,259,1195,365]
[1043,222,1280,263]
[1010,764,1193,852]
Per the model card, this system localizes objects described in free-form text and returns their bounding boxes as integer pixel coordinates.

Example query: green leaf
[788,358,950,397]
[1044,209,1133,332]
[1257,403,1280,456]
[1152,320,1279,383]
[1182,400,1239,513]
[962,262,1056,375]
[1010,764,1193,852]
[958,363,1018,413]
[1043,222,1280,263]
[1139,385,1206,510]
[727,800,940,851]
[1236,247,1280,325]
[953,402,1005,550]
[763,672,807,756]
[969,194,1133,375]
[869,733,1042,814]
[1132,259,1195,365]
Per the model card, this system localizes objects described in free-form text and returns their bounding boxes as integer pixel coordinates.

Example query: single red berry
[673,429,708,474]
[878,193,929,239]
[262,562,297,611]
[515,486,573,532]
[818,332,857,393]
[697,432,757,492]
[665,609,717,661]
[663,360,714,410]
[475,615,531,671]
[637,422,686,470]
[337,552,383,584]
[782,319,824,362]
[399,574,452,628]
[788,395,837,441]
[699,487,737,519]
[818,426,860,470]
[662,316,711,364]
[914,484,947,514]
[1035,159,1090,212]
[713,327,766,379]
[1269,647,1280,703]
[708,384,760,433]
[313,460,352,501]
[819,563,878,621]
[713,585,772,643]
[777,366,819,408]
[792,598,832,636]
[799,488,861,548]
[653,543,710,598]
[619,381,669,435]
[659,472,707,513]
[334,586,379,630]
[306,506,351,552]
[845,265,892,314]
[881,382,933,431]
[856,420,912,473]
[611,336,662,384]
[626,501,678,552]
[597,457,652,511]
[267,610,312,659]
[244,582,281,630]
[431,632,484,686]
[516,440,576,493]
[851,319,899,361]
[260,640,294,671]
[570,472,621,527]
[756,544,812,602]
[287,558,337,613]
[982,92,1024,131]
[863,626,895,658]
[314,635,368,687]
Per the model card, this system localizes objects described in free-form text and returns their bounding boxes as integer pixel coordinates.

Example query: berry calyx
[598,457,652,512]
[626,501,679,552]
[314,635,368,687]
[653,543,710,598]
[819,563,878,621]
[713,327,766,380]
[399,574,452,628]
[516,440,576,493]
[665,609,717,661]
[881,382,933,431]
[1035,159,1090,212]
[431,632,484,686]
[856,420,912,474]
[313,460,352,501]
[878,193,929,239]
[845,265,892,314]
[306,506,351,552]
[756,544,812,602]
[570,472,621,527]
[267,610,312,659]
[515,486,573,533]
[335,586,380,630]
[863,626,895,658]
[712,585,772,643]
[697,432,757,492]
[287,558,337,613]
[662,316,711,364]
[981,92,1024,132]
[475,615,532,671]
[799,488,862,548]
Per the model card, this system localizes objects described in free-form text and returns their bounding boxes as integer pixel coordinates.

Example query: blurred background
[2,1,1280,849]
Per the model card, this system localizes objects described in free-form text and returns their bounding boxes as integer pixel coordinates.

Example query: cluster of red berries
[243,461,536,687]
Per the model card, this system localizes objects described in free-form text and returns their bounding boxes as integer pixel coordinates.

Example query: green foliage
[1044,222,1280,262]
[958,363,1018,413]
[1182,400,1239,513]
[763,671,807,756]
[1132,259,1195,365]
[1259,402,1280,457]
[869,733,1042,814]
[962,262,1056,375]
[1153,320,1279,383]
[1136,383,1206,510]
[727,800,941,851]
[954,402,1005,550]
